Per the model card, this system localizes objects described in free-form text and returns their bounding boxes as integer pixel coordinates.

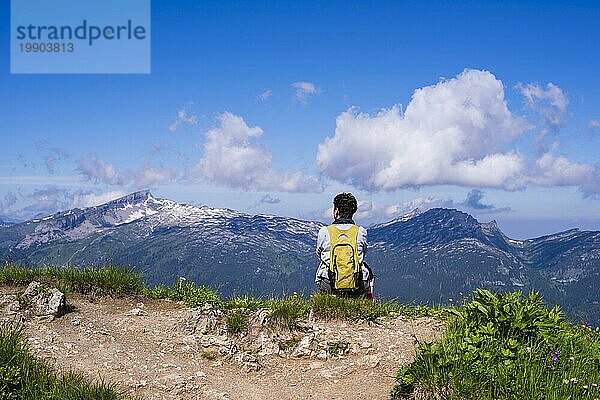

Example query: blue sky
[1,0,600,238]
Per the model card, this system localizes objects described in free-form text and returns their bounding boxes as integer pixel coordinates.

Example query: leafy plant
[392,289,600,400]
[226,309,249,335]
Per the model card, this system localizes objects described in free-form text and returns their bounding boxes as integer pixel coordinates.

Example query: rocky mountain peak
[104,190,154,207]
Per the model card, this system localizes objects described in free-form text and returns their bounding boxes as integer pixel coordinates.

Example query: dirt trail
[12,293,443,400]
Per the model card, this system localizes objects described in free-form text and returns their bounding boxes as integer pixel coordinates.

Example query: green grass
[145,279,442,330]
[0,264,144,297]
[0,323,127,400]
[0,264,441,332]
[391,289,600,400]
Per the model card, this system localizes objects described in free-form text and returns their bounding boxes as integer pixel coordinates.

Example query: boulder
[23,281,67,319]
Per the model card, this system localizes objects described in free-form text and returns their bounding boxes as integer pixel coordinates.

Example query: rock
[360,354,381,368]
[250,308,271,326]
[182,304,223,334]
[0,295,23,324]
[23,281,44,298]
[130,308,144,316]
[46,289,66,317]
[319,365,347,379]
[291,334,314,357]
[21,282,67,319]
[234,352,261,371]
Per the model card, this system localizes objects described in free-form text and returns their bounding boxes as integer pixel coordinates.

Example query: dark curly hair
[333,192,358,219]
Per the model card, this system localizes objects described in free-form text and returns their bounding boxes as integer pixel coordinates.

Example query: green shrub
[392,289,600,400]
[226,309,249,335]
[146,278,222,308]
[267,293,310,329]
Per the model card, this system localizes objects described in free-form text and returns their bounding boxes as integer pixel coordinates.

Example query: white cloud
[78,156,177,188]
[78,155,127,186]
[315,196,454,226]
[256,89,273,102]
[516,82,569,152]
[589,119,600,130]
[71,190,127,208]
[317,69,528,191]
[517,82,568,126]
[188,112,321,192]
[531,152,594,187]
[169,105,198,132]
[385,196,455,217]
[134,165,178,188]
[1,188,129,220]
[292,81,321,103]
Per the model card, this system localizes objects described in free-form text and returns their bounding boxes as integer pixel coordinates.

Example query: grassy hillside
[2,264,599,399]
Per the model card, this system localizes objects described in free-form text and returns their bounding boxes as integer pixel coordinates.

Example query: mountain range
[0,190,598,322]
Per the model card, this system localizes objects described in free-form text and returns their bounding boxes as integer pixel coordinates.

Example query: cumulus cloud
[317,69,528,191]
[169,105,198,132]
[292,81,321,103]
[589,119,600,130]
[531,152,594,187]
[78,155,127,186]
[256,89,273,102]
[134,165,178,188]
[317,69,600,196]
[188,112,322,192]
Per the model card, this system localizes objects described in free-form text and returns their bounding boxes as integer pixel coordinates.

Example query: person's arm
[315,227,329,282]
[316,227,327,259]
[358,226,368,261]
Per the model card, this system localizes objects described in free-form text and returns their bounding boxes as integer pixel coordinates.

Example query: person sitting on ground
[315,192,373,299]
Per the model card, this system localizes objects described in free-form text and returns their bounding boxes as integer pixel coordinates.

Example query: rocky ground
[1,285,444,400]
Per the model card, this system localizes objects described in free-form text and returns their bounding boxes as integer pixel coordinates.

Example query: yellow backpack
[327,225,361,291]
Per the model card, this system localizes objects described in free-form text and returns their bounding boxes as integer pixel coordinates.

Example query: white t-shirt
[315,224,369,282]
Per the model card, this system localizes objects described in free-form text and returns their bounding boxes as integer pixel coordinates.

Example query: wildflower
[551,350,560,361]
[563,379,569,384]
[569,356,574,361]
[570,377,578,384]
[526,346,532,353]
[583,385,589,390]
[592,383,598,387]
[449,298,453,302]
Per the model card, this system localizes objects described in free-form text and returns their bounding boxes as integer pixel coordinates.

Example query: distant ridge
[0,191,598,323]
